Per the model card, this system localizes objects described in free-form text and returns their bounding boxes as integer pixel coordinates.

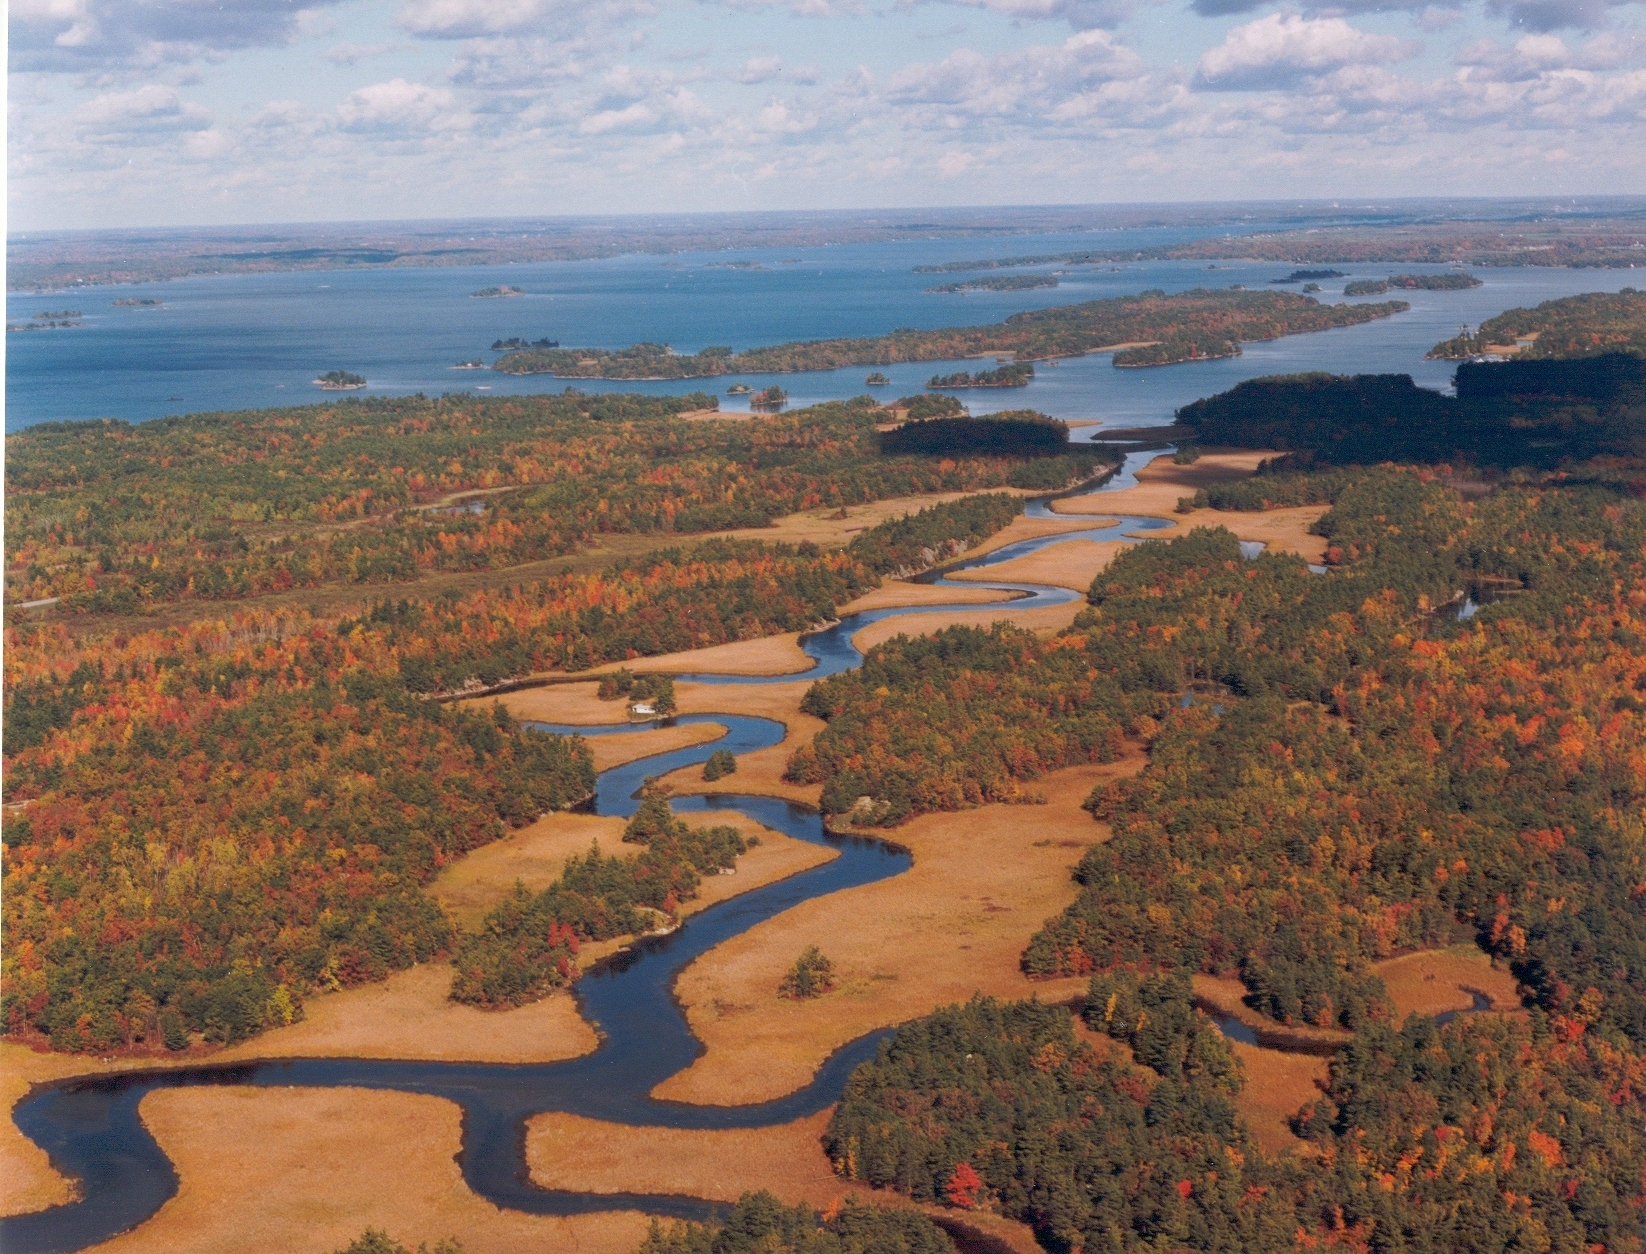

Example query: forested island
[491,289,1407,378]
[1269,268,1344,283]
[1426,288,1646,358]
[924,275,1059,293]
[927,362,1033,388]
[470,285,525,298]
[491,336,557,350]
[313,370,367,390]
[112,297,162,307]
[1345,273,1482,295]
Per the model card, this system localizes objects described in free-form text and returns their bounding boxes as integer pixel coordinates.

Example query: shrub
[779,946,836,999]
[703,748,737,781]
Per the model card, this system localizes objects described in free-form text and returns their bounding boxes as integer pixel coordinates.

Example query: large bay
[6,223,1639,432]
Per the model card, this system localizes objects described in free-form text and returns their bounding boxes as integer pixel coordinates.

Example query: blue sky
[8,0,1645,229]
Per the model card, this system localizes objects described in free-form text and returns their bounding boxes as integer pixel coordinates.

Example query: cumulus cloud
[736,56,784,83]
[324,41,403,65]
[446,37,593,88]
[337,78,455,131]
[10,0,347,73]
[1195,14,1418,90]
[1191,0,1633,29]
[76,84,210,135]
[397,0,652,38]
[949,0,1141,30]
[578,86,712,134]
[887,28,1152,121]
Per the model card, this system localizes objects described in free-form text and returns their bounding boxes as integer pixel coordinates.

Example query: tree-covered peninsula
[491,289,1407,379]
[1427,288,1646,359]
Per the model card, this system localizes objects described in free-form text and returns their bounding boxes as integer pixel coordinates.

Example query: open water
[7,226,1640,432]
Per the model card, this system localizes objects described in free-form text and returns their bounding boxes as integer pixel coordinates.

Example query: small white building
[631,701,656,717]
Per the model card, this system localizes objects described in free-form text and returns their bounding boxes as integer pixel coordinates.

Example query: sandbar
[653,755,1144,1106]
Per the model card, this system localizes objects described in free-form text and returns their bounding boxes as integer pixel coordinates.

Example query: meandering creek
[4,449,1196,1254]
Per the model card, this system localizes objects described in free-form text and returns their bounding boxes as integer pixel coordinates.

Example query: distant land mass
[491,288,1408,378]
[10,198,1644,289]
[471,285,525,298]
[1270,269,1346,283]
[912,209,1646,274]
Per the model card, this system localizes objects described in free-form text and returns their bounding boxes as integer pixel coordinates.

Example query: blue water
[8,228,1640,431]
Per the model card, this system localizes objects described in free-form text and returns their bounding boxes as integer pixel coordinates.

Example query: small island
[1347,273,1483,296]
[492,337,558,350]
[749,385,787,411]
[8,310,84,331]
[451,360,487,369]
[313,370,367,390]
[113,297,162,307]
[928,362,1034,389]
[864,372,889,386]
[726,382,753,395]
[1302,283,1322,293]
[471,285,525,298]
[925,275,1059,294]
[705,260,765,270]
[1269,269,1346,284]
[35,309,82,319]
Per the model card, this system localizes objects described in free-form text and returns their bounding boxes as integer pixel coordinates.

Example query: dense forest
[1176,355,1646,466]
[1427,288,1646,359]
[826,991,1646,1253]
[794,467,1646,1050]
[879,413,1074,459]
[5,394,1102,613]
[924,275,1058,293]
[490,290,1406,379]
[805,457,1646,1251]
[1,484,1041,1052]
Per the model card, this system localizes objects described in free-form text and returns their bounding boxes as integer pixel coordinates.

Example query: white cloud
[337,78,456,131]
[949,0,1141,30]
[10,0,348,73]
[737,56,784,83]
[446,37,593,88]
[1195,14,1418,90]
[397,0,653,38]
[325,41,403,66]
[76,84,210,135]
[887,28,1152,121]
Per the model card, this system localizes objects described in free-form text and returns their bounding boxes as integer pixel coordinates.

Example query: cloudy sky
[8,0,1645,228]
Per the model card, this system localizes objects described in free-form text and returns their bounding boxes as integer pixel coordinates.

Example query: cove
[1,454,1177,1254]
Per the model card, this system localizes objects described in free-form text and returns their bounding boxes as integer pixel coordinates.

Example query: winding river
[2,451,1177,1254]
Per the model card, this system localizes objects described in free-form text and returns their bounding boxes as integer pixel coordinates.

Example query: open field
[0,1047,105,1216]
[837,581,1017,612]
[714,489,1043,550]
[84,1087,652,1254]
[652,754,1143,1106]
[1373,945,1522,1018]
[1048,451,1331,563]
[529,1110,841,1204]
[851,601,1083,655]
[587,721,728,771]
[215,963,599,1065]
[1230,1043,1330,1158]
[949,539,1130,592]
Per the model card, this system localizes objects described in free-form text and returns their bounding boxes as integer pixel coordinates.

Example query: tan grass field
[1231,1044,1330,1158]
[837,581,1016,612]
[713,490,1042,550]
[215,963,600,1066]
[653,755,1143,1106]
[587,721,727,771]
[1,1046,104,1215]
[529,1110,842,1204]
[1048,451,1331,563]
[1373,946,1521,1018]
[949,539,1130,593]
[851,601,1083,655]
[84,1087,653,1254]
